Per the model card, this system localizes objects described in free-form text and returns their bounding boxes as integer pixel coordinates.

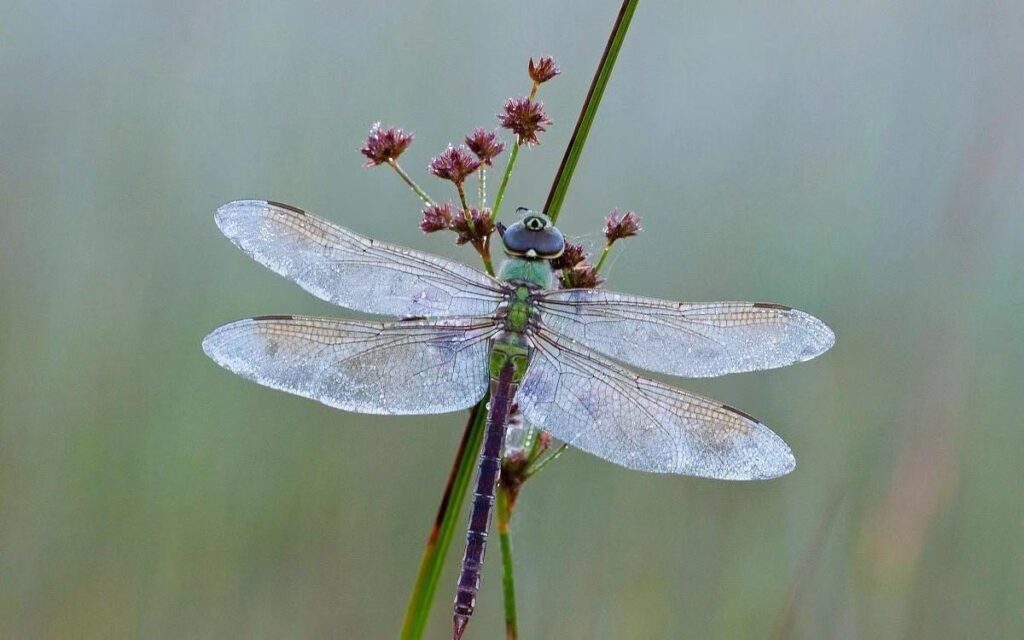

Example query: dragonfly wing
[536,289,834,377]
[517,330,795,479]
[215,200,509,317]
[203,315,497,415]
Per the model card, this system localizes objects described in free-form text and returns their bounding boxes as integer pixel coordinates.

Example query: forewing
[203,315,497,415]
[517,330,795,479]
[536,289,834,377]
[215,200,509,317]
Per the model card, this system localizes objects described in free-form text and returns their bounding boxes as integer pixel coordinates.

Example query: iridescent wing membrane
[535,289,835,378]
[526,290,833,477]
[520,330,795,478]
[214,200,510,318]
[203,315,497,415]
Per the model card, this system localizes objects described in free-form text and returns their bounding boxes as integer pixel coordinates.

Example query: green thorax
[497,257,552,335]
[498,256,554,290]
[499,283,533,334]
[489,258,553,383]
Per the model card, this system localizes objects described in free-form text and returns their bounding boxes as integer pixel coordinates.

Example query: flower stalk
[490,142,520,221]
[388,159,435,205]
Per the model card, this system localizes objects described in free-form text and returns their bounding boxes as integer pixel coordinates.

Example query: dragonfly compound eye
[500,213,565,259]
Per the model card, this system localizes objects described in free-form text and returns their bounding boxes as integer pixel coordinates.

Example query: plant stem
[388,158,435,206]
[455,182,482,244]
[455,183,471,219]
[526,443,569,479]
[478,168,486,209]
[544,0,640,222]
[593,243,612,273]
[479,243,495,277]
[491,142,520,222]
[497,485,518,640]
[399,399,487,640]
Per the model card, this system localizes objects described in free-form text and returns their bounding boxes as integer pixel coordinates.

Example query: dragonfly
[202,200,835,639]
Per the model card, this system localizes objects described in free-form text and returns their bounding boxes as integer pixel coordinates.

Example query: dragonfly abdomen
[453,357,521,639]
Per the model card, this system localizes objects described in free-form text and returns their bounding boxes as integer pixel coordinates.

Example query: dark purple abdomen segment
[453,362,517,633]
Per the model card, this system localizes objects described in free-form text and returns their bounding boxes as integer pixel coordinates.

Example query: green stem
[388,158,435,206]
[399,399,487,639]
[544,0,639,222]
[593,243,612,273]
[478,167,486,209]
[479,243,495,277]
[497,485,518,640]
[456,182,471,219]
[491,142,520,222]
[455,182,479,241]
[526,443,569,478]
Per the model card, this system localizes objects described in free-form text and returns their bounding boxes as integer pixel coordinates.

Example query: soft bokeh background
[2,1,1022,638]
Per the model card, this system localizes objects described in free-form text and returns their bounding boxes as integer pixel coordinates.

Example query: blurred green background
[2,1,1022,638]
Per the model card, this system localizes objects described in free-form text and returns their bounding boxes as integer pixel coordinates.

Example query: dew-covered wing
[536,289,834,378]
[215,200,509,318]
[203,315,497,415]
[517,330,795,479]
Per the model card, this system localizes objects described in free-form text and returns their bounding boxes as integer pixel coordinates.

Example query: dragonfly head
[499,207,565,260]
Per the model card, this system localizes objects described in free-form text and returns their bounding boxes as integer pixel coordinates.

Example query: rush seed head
[604,209,642,242]
[429,145,482,185]
[528,56,561,84]
[359,122,414,166]
[549,241,588,270]
[566,263,604,289]
[452,208,495,245]
[420,202,456,233]
[464,128,506,166]
[498,97,552,146]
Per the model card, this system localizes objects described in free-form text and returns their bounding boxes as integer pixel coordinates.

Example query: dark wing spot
[753,302,791,311]
[252,314,295,321]
[267,201,306,215]
[721,403,760,423]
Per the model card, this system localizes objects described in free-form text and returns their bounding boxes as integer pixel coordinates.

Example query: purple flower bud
[498,97,552,146]
[549,242,588,270]
[567,264,604,289]
[420,202,455,233]
[528,56,560,84]
[428,145,482,185]
[451,208,495,245]
[603,210,642,242]
[464,128,506,166]
[359,122,414,166]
